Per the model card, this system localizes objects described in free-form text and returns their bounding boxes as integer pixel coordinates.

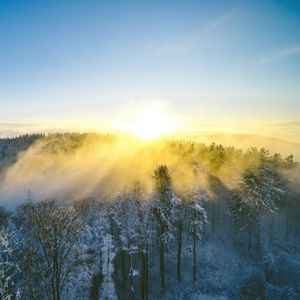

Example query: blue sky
[0,0,300,140]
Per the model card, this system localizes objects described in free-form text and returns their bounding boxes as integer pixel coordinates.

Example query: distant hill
[170,132,300,161]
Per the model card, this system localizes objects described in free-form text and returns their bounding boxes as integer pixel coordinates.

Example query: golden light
[126,106,176,140]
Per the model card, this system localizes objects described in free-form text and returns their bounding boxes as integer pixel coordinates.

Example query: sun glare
[126,107,176,140]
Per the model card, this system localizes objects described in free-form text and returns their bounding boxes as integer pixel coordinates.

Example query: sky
[0,0,300,142]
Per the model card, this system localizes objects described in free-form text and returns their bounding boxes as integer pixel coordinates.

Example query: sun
[126,106,176,140]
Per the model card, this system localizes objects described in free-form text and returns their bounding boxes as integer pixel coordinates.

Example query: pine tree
[230,149,285,253]
[152,165,178,290]
[187,191,208,283]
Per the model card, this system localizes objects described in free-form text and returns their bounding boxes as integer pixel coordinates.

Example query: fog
[0,133,298,207]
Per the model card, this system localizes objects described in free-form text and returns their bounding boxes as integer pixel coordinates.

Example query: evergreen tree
[230,149,285,253]
[152,165,178,290]
[187,191,208,283]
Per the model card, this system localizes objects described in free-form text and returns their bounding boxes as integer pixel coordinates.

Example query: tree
[152,165,178,290]
[14,200,85,300]
[0,227,20,300]
[187,191,208,283]
[131,183,152,300]
[14,201,44,299]
[111,191,141,300]
[136,200,151,300]
[70,198,107,299]
[99,234,118,300]
[230,149,285,253]
[173,194,184,283]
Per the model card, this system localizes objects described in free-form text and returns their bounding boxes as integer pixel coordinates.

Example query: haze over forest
[1,0,300,299]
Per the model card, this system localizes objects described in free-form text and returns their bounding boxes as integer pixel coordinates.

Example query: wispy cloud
[154,5,241,57]
[0,122,38,128]
[206,5,241,30]
[257,45,300,65]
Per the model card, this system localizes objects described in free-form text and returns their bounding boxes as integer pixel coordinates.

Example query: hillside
[0,133,299,299]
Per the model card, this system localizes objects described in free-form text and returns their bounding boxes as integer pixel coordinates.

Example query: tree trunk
[256,221,260,253]
[285,207,290,241]
[141,247,145,300]
[145,243,149,300]
[212,201,215,234]
[295,211,300,240]
[256,217,267,255]
[160,242,165,290]
[140,242,149,300]
[177,220,183,282]
[193,226,196,283]
[121,250,127,288]
[159,224,165,290]
[55,254,60,300]
[141,249,145,300]
[56,282,60,300]
[90,272,103,300]
[248,226,252,252]
[216,201,220,228]
[269,215,274,245]
[129,252,134,300]
[51,276,56,300]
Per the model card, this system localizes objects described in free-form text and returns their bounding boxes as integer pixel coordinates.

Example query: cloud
[0,122,38,128]
[271,120,300,128]
[206,7,239,30]
[257,45,300,65]
[154,5,240,57]
[0,121,75,138]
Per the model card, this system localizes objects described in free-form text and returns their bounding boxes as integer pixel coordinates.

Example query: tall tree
[99,234,118,300]
[152,165,178,290]
[187,191,208,283]
[230,149,285,254]
[131,183,151,300]
[176,199,184,283]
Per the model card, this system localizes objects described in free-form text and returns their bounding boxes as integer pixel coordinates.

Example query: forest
[0,133,299,300]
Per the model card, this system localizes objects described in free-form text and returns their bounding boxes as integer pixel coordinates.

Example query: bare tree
[15,200,85,300]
